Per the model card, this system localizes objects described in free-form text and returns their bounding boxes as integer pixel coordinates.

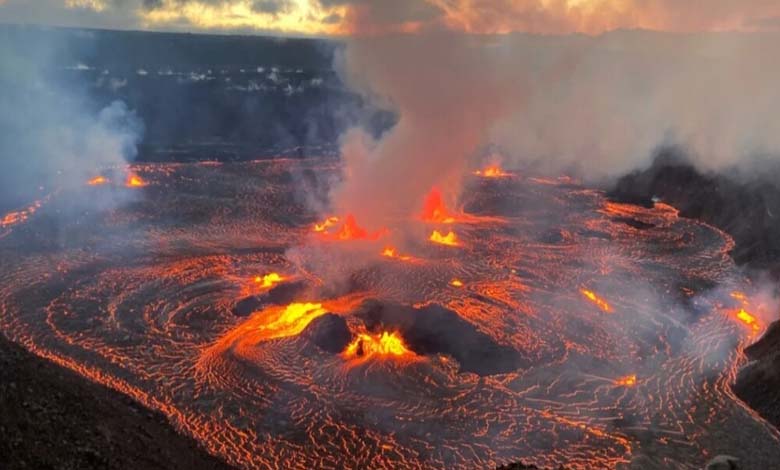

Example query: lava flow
[313,215,339,232]
[429,230,460,246]
[1,159,778,470]
[475,164,510,178]
[87,175,108,186]
[382,246,412,261]
[253,272,285,288]
[615,374,637,387]
[344,331,414,360]
[315,214,385,241]
[580,288,613,313]
[125,173,147,187]
[420,187,456,223]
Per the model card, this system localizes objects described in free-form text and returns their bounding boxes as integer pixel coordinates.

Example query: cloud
[250,0,294,15]
[3,0,780,35]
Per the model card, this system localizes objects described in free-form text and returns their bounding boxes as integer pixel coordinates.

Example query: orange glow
[253,272,285,288]
[315,214,385,241]
[450,279,464,287]
[313,216,340,233]
[337,214,369,240]
[1,199,44,229]
[580,289,612,313]
[615,374,637,387]
[2,211,28,227]
[421,188,456,224]
[87,176,108,186]
[257,302,328,340]
[735,308,760,332]
[344,331,413,359]
[475,165,510,178]
[382,246,412,261]
[126,174,147,187]
[429,230,460,247]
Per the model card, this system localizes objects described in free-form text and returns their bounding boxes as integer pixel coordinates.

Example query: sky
[2,0,780,36]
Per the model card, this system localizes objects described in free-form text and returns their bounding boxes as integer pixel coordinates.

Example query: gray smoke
[331,30,780,224]
[0,28,143,211]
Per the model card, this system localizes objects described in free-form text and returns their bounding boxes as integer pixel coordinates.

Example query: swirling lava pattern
[1,159,778,469]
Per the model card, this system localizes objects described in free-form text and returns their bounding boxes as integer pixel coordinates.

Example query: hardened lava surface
[1,159,778,469]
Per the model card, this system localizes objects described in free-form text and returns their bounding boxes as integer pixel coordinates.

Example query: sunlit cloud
[4,0,780,35]
[138,0,347,35]
[65,0,108,10]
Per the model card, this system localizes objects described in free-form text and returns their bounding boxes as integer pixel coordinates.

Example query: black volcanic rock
[612,217,655,230]
[354,299,527,376]
[232,296,264,317]
[231,281,309,316]
[608,149,780,270]
[733,321,780,428]
[301,313,352,353]
[0,334,233,470]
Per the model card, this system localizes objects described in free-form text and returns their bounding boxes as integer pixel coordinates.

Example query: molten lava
[735,308,760,332]
[1,199,44,229]
[258,302,328,340]
[429,230,460,247]
[728,291,761,332]
[313,216,339,233]
[421,188,455,223]
[615,375,637,387]
[315,214,385,241]
[450,279,464,287]
[337,214,369,240]
[475,165,510,178]
[87,176,108,186]
[344,331,413,359]
[126,174,147,187]
[253,272,285,288]
[580,289,613,313]
[382,246,412,261]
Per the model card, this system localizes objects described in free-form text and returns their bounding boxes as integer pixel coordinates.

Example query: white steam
[332,30,780,223]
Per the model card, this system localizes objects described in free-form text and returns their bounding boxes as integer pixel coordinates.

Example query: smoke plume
[331,29,780,223]
[0,26,143,212]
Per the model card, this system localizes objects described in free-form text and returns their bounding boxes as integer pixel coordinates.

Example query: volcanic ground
[0,158,778,469]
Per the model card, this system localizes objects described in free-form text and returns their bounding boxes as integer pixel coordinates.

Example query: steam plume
[332,29,780,223]
[0,27,143,211]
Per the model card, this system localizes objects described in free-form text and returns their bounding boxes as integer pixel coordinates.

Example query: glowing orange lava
[1,200,44,229]
[253,272,285,288]
[126,174,147,187]
[87,176,108,186]
[382,246,412,261]
[581,289,612,313]
[475,165,510,178]
[313,216,339,233]
[344,331,414,359]
[615,375,637,387]
[338,214,368,240]
[735,308,760,332]
[315,214,385,241]
[256,302,328,340]
[450,279,464,287]
[421,188,455,223]
[429,230,460,247]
